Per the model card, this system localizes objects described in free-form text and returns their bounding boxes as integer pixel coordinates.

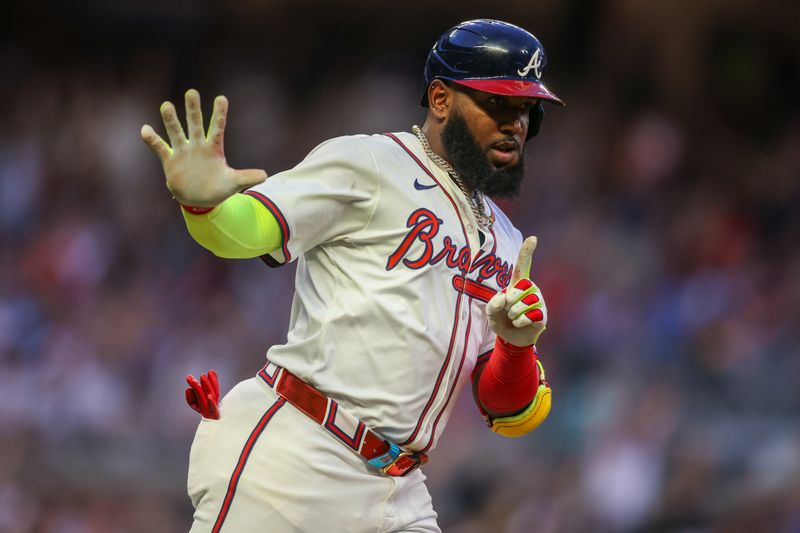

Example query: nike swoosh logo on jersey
[413,179,438,190]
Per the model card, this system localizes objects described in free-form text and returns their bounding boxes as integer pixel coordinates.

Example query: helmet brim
[452,79,565,106]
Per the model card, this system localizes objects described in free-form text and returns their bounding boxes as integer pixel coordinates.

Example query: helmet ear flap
[526,102,545,140]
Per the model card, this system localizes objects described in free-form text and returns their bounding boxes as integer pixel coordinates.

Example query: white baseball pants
[187,377,441,533]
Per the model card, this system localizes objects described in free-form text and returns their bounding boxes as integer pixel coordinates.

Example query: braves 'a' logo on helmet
[517,49,543,79]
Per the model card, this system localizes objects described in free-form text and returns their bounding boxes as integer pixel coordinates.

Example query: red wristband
[180,204,215,215]
[476,337,539,414]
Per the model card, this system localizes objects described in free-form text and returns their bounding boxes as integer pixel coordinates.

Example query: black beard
[440,111,525,199]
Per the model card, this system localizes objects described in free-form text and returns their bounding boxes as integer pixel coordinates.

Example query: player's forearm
[471,339,552,437]
[475,338,539,418]
[182,193,282,258]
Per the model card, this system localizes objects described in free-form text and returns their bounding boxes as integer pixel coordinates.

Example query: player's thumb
[233,168,268,188]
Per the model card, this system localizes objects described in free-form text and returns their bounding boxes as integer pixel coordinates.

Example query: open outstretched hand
[141,89,267,207]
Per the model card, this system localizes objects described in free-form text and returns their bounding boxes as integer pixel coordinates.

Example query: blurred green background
[1,0,799,531]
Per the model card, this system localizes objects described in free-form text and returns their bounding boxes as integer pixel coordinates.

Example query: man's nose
[499,111,527,138]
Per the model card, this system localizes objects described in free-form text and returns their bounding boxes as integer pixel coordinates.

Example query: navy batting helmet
[422,19,564,138]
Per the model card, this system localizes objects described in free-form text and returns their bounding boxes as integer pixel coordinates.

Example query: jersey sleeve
[244,135,381,265]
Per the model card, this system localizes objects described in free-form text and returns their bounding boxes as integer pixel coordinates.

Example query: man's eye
[489,97,503,105]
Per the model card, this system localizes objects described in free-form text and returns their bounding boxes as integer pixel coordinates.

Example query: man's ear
[427,80,452,121]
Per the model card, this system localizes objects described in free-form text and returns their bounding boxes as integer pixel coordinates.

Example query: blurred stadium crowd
[1,1,799,531]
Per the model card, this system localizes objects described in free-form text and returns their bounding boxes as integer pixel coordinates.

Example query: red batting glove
[185,370,221,419]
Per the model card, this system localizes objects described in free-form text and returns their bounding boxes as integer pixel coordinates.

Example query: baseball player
[142,19,564,533]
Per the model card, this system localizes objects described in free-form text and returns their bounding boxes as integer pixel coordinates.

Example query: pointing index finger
[510,236,538,286]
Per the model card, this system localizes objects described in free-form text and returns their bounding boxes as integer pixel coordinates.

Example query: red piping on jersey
[244,191,292,264]
[212,397,286,533]
[421,307,473,452]
[384,132,474,448]
[399,294,464,447]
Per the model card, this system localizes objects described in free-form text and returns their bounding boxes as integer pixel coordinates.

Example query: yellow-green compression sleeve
[182,193,283,258]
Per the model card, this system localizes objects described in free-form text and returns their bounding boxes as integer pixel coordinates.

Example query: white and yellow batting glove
[486,236,547,347]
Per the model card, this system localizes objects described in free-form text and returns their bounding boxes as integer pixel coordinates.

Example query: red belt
[257,362,427,477]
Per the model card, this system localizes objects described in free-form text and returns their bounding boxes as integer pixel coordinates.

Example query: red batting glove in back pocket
[185,370,221,419]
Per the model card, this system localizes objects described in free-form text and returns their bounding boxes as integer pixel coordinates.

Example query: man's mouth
[488,140,520,166]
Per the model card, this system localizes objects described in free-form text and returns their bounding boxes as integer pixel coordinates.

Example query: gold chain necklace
[411,125,494,229]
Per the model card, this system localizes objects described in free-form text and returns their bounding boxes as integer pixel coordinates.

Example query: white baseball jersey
[245,132,523,452]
